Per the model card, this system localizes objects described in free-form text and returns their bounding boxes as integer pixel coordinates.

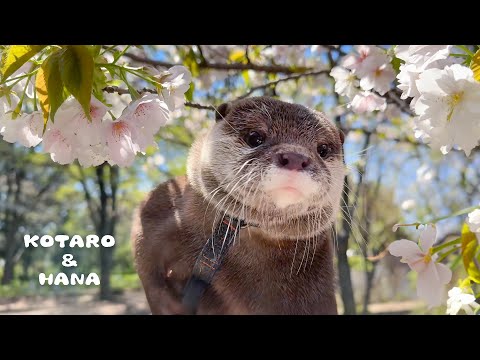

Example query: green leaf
[92,65,108,103]
[461,223,480,283]
[185,82,194,102]
[0,45,46,81]
[35,52,67,126]
[91,45,102,58]
[470,49,480,82]
[391,56,404,73]
[119,69,139,100]
[59,45,94,120]
[183,49,200,77]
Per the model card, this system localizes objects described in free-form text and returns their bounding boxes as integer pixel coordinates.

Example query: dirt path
[0,291,423,315]
[0,290,151,315]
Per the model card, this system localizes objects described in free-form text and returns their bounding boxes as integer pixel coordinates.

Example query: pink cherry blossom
[42,126,76,165]
[43,96,110,166]
[15,112,44,147]
[55,96,108,138]
[1,111,44,147]
[103,119,151,167]
[389,225,452,308]
[120,93,170,150]
[350,91,387,113]
[342,45,385,77]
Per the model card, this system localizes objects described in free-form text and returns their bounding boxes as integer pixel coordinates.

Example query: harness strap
[181,216,246,314]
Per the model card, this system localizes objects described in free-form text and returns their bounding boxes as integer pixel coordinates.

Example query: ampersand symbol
[62,254,77,267]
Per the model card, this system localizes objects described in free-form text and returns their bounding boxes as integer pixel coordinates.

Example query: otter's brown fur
[132,97,344,315]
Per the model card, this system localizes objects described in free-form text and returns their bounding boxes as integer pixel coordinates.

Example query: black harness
[181,216,247,314]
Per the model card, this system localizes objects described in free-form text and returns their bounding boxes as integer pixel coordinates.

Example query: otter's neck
[184,182,332,247]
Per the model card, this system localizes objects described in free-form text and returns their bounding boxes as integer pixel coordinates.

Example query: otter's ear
[215,102,231,122]
[339,129,345,144]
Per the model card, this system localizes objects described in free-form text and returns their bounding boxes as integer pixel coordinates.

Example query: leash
[182,216,247,314]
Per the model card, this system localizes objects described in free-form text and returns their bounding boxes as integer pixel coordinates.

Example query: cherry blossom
[103,118,152,167]
[0,95,19,138]
[14,112,44,147]
[466,208,480,233]
[42,125,76,165]
[342,45,385,77]
[401,199,416,211]
[446,287,480,315]
[119,93,170,150]
[158,66,192,111]
[414,64,480,156]
[330,66,359,99]
[389,225,452,307]
[359,54,395,95]
[43,97,109,166]
[349,91,387,113]
[1,110,43,148]
[396,45,459,107]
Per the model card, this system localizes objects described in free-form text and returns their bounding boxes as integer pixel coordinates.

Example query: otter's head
[187,97,346,240]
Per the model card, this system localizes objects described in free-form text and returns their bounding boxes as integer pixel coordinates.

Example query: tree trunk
[362,265,376,314]
[336,177,356,315]
[20,250,32,281]
[96,164,119,300]
[1,168,24,285]
[96,164,111,299]
[1,256,14,285]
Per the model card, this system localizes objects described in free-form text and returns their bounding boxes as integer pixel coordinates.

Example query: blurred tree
[0,142,65,284]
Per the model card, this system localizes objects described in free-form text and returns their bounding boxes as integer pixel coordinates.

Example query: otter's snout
[276,152,311,171]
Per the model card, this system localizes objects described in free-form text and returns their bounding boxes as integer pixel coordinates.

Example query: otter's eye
[317,144,332,158]
[245,131,265,148]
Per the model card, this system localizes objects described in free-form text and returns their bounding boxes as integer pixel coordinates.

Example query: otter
[132,96,346,315]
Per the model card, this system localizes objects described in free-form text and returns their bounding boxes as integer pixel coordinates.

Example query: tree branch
[102,85,422,149]
[120,52,179,68]
[382,88,415,117]
[236,70,329,100]
[353,127,425,148]
[103,86,217,111]
[121,51,312,74]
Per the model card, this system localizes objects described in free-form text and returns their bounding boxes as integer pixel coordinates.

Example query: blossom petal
[458,293,476,305]
[419,225,436,251]
[447,287,462,298]
[435,262,452,284]
[447,300,462,315]
[417,262,444,307]
[388,240,423,263]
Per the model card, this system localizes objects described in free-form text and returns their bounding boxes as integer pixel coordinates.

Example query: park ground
[0,290,423,315]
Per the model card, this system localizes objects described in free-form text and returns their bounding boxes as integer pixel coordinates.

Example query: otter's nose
[276,153,311,171]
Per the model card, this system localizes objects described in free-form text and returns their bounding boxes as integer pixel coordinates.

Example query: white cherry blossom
[359,54,395,95]
[414,64,480,156]
[389,225,452,307]
[466,208,480,233]
[446,287,480,315]
[158,66,192,111]
[330,66,359,99]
